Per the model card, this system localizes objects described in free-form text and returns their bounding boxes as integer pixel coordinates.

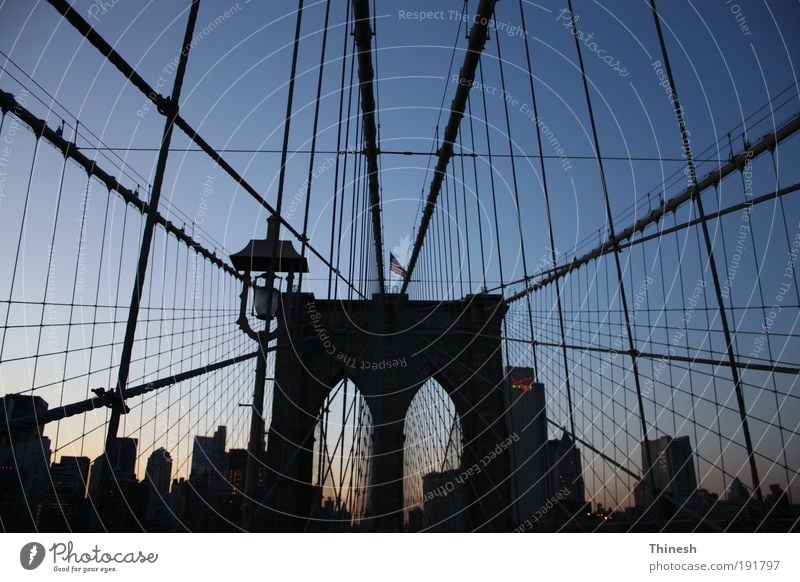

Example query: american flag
[389,253,408,277]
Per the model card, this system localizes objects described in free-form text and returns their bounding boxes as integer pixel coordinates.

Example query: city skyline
[2,383,796,532]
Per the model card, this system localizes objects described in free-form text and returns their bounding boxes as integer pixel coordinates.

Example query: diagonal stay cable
[400,0,499,293]
[43,0,362,297]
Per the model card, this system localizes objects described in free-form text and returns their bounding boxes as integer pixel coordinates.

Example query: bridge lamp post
[229,215,308,530]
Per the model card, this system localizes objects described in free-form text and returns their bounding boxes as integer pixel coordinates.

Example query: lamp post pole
[242,336,267,530]
[241,215,279,531]
[230,214,307,531]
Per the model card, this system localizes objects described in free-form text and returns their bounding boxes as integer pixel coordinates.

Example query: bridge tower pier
[259,293,512,532]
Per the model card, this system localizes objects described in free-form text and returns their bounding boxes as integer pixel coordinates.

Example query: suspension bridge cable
[563,0,660,508]
[41,0,360,295]
[648,0,762,501]
[466,97,488,289]
[401,0,499,293]
[326,0,352,297]
[412,0,469,236]
[298,0,332,293]
[106,0,201,454]
[477,59,506,294]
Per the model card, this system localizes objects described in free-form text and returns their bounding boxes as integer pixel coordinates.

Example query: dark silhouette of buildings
[632,435,699,523]
[422,469,466,532]
[544,429,587,512]
[144,448,173,529]
[1,393,797,532]
[227,448,248,492]
[0,394,53,530]
[110,438,138,476]
[0,393,48,441]
[727,476,751,505]
[215,448,249,527]
[180,426,233,530]
[308,496,353,532]
[86,437,142,531]
[145,448,172,496]
[36,455,90,531]
[189,426,228,497]
[765,483,789,510]
[190,435,214,482]
[504,367,548,525]
[643,435,698,508]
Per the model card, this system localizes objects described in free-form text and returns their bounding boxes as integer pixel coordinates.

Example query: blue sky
[1,0,798,292]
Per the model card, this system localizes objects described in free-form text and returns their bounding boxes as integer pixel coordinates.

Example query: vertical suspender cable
[495,13,540,374]
[467,98,488,289]
[106,0,201,450]
[563,0,657,503]
[648,0,762,501]
[327,0,352,298]
[298,0,333,292]
[457,134,474,289]
[334,32,358,300]
[478,60,506,291]
[519,0,575,440]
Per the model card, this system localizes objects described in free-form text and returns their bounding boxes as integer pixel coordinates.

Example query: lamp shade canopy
[229,239,309,273]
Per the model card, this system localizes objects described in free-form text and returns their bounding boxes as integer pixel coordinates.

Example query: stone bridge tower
[259,292,511,532]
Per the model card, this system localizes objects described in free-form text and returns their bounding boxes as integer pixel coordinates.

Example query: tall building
[190,426,227,485]
[209,426,228,500]
[190,436,214,483]
[0,394,49,442]
[86,438,142,532]
[213,448,250,530]
[633,479,649,508]
[765,483,789,512]
[0,394,53,530]
[310,496,353,532]
[227,448,248,493]
[642,435,698,507]
[143,448,173,530]
[145,448,172,494]
[727,477,751,505]
[544,429,586,509]
[168,478,188,527]
[50,456,90,500]
[110,438,138,475]
[503,367,548,525]
[422,469,466,532]
[213,426,227,463]
[187,427,228,530]
[36,456,90,530]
